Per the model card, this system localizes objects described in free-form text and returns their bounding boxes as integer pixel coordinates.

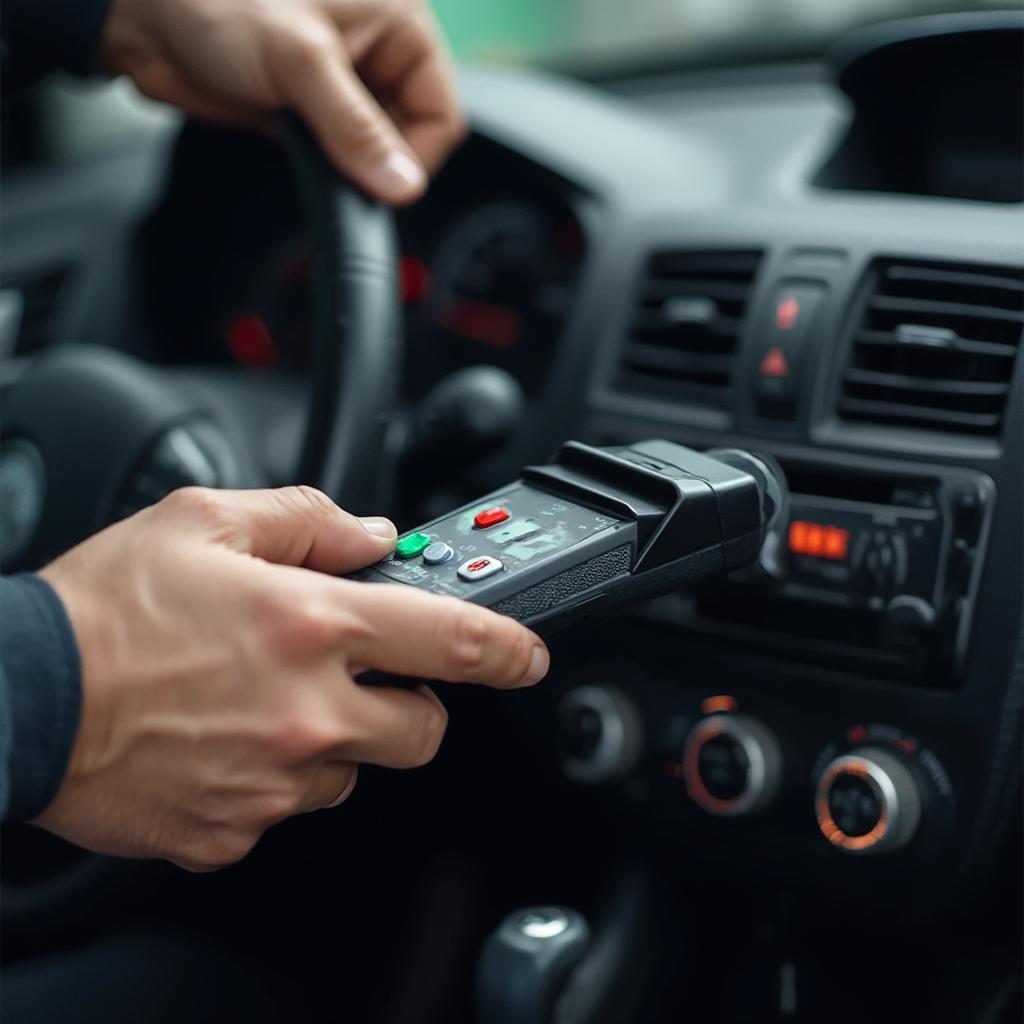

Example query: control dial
[815,746,921,854]
[556,686,642,785]
[684,714,782,816]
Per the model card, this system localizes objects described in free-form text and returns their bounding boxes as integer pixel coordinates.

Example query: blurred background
[432,0,1014,68]
[10,0,1021,164]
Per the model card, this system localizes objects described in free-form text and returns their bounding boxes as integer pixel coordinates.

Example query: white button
[422,541,454,565]
[457,556,504,582]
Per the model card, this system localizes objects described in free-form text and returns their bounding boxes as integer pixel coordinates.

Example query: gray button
[422,541,454,565]
[491,519,542,545]
[457,556,504,582]
[516,909,570,939]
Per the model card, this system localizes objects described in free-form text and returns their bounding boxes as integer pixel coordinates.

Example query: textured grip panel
[491,544,632,620]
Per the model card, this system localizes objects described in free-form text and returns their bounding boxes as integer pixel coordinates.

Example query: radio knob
[815,746,921,854]
[556,686,642,784]
[885,594,936,634]
[684,714,782,816]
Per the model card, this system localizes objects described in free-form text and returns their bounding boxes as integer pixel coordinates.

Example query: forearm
[1,0,113,89]
[0,574,82,821]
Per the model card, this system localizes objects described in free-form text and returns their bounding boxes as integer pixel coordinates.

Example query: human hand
[98,0,465,204]
[36,486,548,871]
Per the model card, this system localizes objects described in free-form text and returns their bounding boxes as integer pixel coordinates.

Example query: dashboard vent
[618,250,761,403]
[840,260,1024,436]
[1,266,71,355]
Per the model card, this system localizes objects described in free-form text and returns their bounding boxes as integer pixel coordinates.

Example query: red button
[759,345,790,378]
[775,295,801,330]
[473,507,510,529]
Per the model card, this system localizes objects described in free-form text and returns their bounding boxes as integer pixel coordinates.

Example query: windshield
[433,0,1020,75]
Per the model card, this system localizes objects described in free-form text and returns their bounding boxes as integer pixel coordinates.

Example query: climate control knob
[815,746,921,854]
[684,714,782,816]
[556,686,642,784]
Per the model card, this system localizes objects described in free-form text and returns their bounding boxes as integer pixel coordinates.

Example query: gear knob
[412,365,524,462]
[476,906,590,1024]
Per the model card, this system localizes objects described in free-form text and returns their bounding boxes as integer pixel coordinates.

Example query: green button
[395,531,431,559]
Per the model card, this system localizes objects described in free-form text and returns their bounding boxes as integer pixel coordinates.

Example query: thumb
[166,486,397,573]
[277,36,426,205]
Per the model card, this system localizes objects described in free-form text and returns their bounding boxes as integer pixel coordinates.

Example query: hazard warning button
[759,346,789,378]
[753,282,826,418]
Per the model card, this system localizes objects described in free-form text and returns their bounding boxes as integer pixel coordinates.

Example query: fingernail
[522,645,550,686]
[360,516,397,539]
[326,768,358,808]
[370,150,426,203]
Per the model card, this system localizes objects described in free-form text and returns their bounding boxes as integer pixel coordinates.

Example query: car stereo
[646,458,995,688]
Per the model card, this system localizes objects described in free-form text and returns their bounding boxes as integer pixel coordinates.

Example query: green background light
[431,0,570,63]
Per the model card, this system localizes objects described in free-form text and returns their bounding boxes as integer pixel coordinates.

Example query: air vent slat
[884,264,1024,298]
[840,259,1024,437]
[839,397,1001,432]
[869,294,1024,327]
[855,329,1016,359]
[616,249,761,407]
[638,280,751,304]
[623,342,734,378]
[632,312,741,340]
[844,368,1009,399]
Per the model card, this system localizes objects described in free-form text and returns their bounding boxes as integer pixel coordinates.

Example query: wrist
[37,559,114,793]
[0,575,83,821]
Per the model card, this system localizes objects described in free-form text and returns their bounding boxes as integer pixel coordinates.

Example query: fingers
[130,60,270,130]
[334,683,449,769]
[286,683,448,813]
[329,2,466,175]
[269,24,427,204]
[341,583,550,688]
[158,486,396,572]
[104,0,464,203]
[298,761,359,812]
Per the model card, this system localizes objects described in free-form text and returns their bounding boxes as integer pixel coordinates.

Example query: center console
[537,230,1022,917]
[677,455,994,688]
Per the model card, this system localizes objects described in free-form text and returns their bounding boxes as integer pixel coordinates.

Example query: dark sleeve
[0,574,82,821]
[1,0,114,90]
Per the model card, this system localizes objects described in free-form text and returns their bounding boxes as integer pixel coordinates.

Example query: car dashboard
[2,17,1022,984]
[446,59,1023,920]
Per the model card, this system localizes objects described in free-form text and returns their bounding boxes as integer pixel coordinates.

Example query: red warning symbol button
[775,295,801,330]
[759,345,790,378]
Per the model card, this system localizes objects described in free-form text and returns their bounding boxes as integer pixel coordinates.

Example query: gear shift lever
[373,365,524,515]
[405,365,524,465]
[476,906,590,1024]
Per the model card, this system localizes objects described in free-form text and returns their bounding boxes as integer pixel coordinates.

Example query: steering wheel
[0,116,401,573]
[0,117,401,923]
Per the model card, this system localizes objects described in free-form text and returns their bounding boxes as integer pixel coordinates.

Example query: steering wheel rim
[0,118,403,926]
[280,115,401,514]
